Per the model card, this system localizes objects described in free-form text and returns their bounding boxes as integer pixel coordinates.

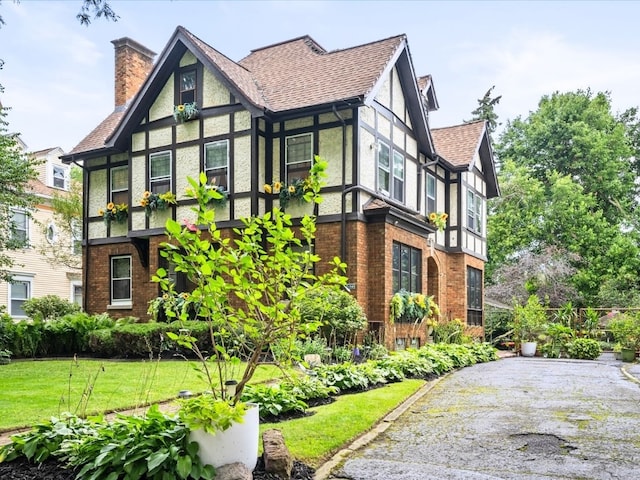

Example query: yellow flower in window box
[428,211,448,232]
[141,191,177,216]
[100,203,128,225]
[173,102,199,123]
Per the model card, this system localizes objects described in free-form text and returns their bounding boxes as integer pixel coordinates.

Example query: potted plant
[608,314,640,362]
[155,160,347,469]
[511,295,548,357]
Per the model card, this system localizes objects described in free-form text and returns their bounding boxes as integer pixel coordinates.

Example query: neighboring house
[62,28,498,349]
[0,145,83,318]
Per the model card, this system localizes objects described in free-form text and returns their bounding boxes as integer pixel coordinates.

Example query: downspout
[331,105,348,262]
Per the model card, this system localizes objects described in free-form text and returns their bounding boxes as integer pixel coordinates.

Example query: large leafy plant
[155,158,347,413]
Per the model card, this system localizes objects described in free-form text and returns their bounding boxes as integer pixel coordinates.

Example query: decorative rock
[215,462,252,480]
[262,429,293,479]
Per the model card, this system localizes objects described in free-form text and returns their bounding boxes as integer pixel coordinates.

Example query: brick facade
[111,38,155,108]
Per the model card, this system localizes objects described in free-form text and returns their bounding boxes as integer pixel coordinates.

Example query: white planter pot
[521,342,537,357]
[189,402,259,470]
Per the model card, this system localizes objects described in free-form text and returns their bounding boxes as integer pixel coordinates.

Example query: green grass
[0,358,286,431]
[259,379,425,466]
[1,360,428,468]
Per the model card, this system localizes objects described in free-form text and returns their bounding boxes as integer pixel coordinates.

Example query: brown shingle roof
[238,34,405,112]
[69,109,125,155]
[431,121,486,167]
[68,29,407,156]
[181,28,267,110]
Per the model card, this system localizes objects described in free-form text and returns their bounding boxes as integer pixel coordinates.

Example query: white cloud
[458,28,640,124]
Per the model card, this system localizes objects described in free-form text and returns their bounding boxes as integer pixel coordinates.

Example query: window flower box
[99,202,128,225]
[140,191,177,216]
[173,102,199,123]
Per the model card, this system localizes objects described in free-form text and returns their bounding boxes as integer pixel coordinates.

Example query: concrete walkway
[319,354,640,480]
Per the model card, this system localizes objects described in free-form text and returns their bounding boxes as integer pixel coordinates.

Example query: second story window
[377,142,390,194]
[110,166,128,205]
[392,151,404,203]
[377,142,405,203]
[285,133,313,184]
[150,152,171,194]
[52,165,68,190]
[11,209,29,247]
[426,172,436,213]
[467,190,483,234]
[205,140,229,190]
[180,70,196,105]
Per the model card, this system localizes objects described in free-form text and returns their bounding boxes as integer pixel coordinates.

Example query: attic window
[52,165,68,189]
[180,70,196,105]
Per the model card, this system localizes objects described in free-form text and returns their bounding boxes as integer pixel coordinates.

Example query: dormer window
[52,165,68,190]
[180,70,196,105]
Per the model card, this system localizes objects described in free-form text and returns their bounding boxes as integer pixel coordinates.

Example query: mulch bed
[0,456,315,480]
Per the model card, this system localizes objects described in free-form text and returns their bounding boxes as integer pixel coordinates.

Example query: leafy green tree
[487,157,638,305]
[466,85,502,136]
[36,167,82,270]
[0,106,38,282]
[497,90,635,225]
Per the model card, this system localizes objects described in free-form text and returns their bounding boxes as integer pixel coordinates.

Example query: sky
[1,0,640,153]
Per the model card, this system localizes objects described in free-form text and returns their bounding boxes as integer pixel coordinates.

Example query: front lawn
[0,358,285,431]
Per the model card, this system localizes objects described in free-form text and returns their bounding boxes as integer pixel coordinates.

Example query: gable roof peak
[248,35,327,56]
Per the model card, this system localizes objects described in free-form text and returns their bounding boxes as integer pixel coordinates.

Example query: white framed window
[45,223,58,245]
[426,172,436,213]
[377,141,390,194]
[9,275,33,318]
[392,151,404,203]
[52,164,69,190]
[111,255,132,306]
[205,140,229,191]
[110,166,129,205]
[149,152,171,194]
[11,209,29,247]
[285,133,313,184]
[71,281,83,308]
[467,190,483,234]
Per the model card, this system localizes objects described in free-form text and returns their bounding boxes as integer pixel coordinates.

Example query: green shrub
[0,313,16,351]
[22,295,80,322]
[567,338,602,360]
[432,318,466,344]
[376,351,433,379]
[0,406,214,479]
[314,362,371,392]
[297,286,367,348]
[363,342,388,360]
[415,345,455,375]
[432,343,477,367]
[241,384,307,420]
[12,320,44,358]
[281,376,338,401]
[87,328,117,357]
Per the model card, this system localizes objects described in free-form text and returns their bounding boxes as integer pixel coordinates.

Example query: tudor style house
[0,144,82,317]
[63,27,498,349]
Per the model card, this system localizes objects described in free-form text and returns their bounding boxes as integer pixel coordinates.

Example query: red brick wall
[112,38,155,108]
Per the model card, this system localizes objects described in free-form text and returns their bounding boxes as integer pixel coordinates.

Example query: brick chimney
[111,37,156,108]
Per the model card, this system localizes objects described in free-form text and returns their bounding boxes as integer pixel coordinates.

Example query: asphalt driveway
[326,355,640,480]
